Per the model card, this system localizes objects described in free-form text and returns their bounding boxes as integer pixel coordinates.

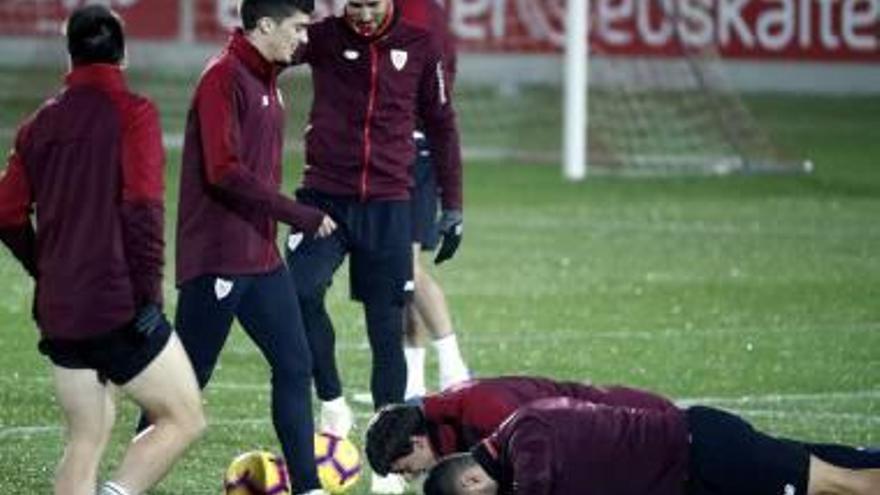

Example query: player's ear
[459,465,482,488]
[411,435,428,449]
[257,17,274,35]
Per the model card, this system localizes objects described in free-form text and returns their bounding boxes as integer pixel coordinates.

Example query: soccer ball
[315,432,362,494]
[224,450,290,495]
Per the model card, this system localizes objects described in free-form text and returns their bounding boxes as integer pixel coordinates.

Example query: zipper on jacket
[360,44,379,201]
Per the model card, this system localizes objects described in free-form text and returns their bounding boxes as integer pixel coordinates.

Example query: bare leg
[808,455,880,495]
[109,333,205,494]
[410,245,453,340]
[408,244,469,391]
[52,368,116,495]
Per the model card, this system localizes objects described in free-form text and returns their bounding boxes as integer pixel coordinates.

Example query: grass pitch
[0,68,878,493]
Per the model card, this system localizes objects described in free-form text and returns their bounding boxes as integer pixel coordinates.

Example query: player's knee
[65,430,108,457]
[174,402,206,445]
[157,389,206,443]
[297,284,327,311]
[271,354,313,389]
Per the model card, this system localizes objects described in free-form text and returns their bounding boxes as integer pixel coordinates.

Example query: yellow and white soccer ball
[315,432,362,494]
[224,450,290,495]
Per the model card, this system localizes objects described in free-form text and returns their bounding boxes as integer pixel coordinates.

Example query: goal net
[448,0,807,175]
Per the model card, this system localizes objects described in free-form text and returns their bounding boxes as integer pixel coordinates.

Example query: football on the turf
[224,450,290,494]
[315,432,362,494]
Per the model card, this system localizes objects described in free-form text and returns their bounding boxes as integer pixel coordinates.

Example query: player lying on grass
[365,376,677,478]
[423,397,880,495]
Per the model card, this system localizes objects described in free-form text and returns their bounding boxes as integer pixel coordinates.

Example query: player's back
[423,376,677,454]
[19,66,155,340]
[476,398,689,495]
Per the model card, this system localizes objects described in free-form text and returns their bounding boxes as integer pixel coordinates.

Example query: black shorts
[685,406,810,495]
[38,315,173,385]
[410,135,440,250]
[290,189,414,304]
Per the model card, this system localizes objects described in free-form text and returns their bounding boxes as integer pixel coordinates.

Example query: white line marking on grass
[2,389,877,439]
[729,408,880,424]
[678,389,880,407]
[0,425,61,439]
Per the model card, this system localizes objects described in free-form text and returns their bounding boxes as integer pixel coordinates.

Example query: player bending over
[424,398,880,495]
[365,376,677,478]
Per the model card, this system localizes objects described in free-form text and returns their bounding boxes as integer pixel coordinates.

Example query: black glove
[434,209,463,265]
[133,303,163,337]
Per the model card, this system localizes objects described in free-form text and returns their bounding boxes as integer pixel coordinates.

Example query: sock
[99,481,133,495]
[404,346,427,399]
[323,396,348,410]
[433,334,469,389]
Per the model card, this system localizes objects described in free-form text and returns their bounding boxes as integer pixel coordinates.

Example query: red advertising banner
[0,0,179,39]
[449,0,879,61]
[1,0,876,61]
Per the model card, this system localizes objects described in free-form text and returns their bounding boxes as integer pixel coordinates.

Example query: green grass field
[0,67,878,494]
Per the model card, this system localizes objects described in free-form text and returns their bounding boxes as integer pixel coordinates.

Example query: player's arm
[418,43,463,263]
[417,45,462,213]
[0,125,37,278]
[119,100,165,309]
[197,69,325,234]
[507,418,555,495]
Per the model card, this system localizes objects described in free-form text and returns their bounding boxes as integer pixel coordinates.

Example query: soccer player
[286,0,463,431]
[423,398,880,495]
[169,0,335,493]
[400,0,471,401]
[365,376,677,478]
[0,6,205,495]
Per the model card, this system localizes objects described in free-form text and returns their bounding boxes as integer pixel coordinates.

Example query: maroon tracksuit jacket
[472,397,690,495]
[177,31,323,285]
[0,64,164,340]
[295,4,462,210]
[422,376,677,456]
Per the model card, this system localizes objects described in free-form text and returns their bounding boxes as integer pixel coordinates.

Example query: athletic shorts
[685,406,810,495]
[410,134,440,250]
[291,188,414,304]
[37,314,173,385]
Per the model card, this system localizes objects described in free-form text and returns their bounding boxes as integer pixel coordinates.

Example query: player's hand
[133,303,163,336]
[315,214,337,238]
[434,209,463,264]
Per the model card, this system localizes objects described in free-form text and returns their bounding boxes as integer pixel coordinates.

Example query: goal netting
[449,0,807,175]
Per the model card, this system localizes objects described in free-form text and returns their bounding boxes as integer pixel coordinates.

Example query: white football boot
[370,472,408,494]
[319,396,354,438]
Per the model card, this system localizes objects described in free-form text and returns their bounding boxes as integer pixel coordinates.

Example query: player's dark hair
[240,0,315,30]
[423,453,477,495]
[65,5,125,66]
[365,404,428,476]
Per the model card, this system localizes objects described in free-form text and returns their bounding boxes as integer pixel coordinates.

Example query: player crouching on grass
[0,5,205,495]
[422,397,880,495]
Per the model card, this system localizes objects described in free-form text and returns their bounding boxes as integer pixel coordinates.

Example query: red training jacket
[0,64,164,340]
[176,31,324,285]
[472,398,690,495]
[422,376,678,456]
[294,4,462,210]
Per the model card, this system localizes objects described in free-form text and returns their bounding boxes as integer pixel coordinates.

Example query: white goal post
[564,0,589,181]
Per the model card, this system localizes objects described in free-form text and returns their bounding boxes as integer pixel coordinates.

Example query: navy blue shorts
[685,406,810,495]
[289,189,413,304]
[38,314,173,385]
[411,135,440,251]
